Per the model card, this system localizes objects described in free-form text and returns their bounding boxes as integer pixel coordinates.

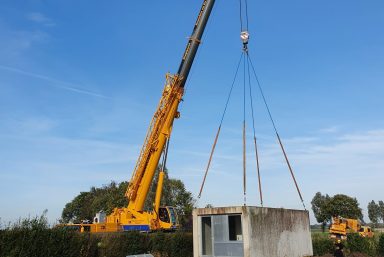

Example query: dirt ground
[318,253,370,257]
[347,253,370,257]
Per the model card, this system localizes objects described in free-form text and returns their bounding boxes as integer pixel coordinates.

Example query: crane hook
[241,31,249,52]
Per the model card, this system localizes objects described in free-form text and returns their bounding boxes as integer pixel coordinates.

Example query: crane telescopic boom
[177,0,215,88]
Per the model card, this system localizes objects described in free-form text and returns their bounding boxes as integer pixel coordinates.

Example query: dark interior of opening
[202,216,212,255]
[228,215,242,241]
[159,207,170,223]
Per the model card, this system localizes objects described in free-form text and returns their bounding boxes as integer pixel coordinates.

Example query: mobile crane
[329,216,374,240]
[71,0,216,233]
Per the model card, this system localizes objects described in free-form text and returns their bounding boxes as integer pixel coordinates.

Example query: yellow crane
[329,216,374,240]
[70,0,216,233]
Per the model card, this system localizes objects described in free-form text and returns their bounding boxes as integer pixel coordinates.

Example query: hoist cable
[244,0,250,31]
[246,53,263,206]
[247,56,306,210]
[242,50,247,206]
[198,52,244,199]
[239,0,250,31]
[219,52,245,124]
[239,0,244,32]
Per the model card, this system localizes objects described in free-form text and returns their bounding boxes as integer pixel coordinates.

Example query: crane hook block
[241,31,250,51]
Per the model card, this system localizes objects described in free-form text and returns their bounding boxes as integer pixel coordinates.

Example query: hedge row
[1,215,383,257]
[312,232,334,256]
[0,228,193,257]
[312,232,384,256]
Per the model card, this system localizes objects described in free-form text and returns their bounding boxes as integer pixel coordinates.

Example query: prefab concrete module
[193,206,313,257]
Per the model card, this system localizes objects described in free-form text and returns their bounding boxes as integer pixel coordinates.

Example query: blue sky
[1,0,384,225]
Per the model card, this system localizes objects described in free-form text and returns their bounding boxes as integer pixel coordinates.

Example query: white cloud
[27,12,55,27]
[0,65,110,99]
[318,126,340,134]
[0,28,48,57]
[20,117,57,133]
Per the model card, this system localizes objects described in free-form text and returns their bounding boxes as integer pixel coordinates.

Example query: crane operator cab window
[159,207,178,226]
[168,207,178,225]
[159,207,170,223]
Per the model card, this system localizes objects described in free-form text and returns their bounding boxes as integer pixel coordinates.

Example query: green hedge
[0,229,192,257]
[1,216,381,257]
[0,227,100,257]
[311,233,334,256]
[311,232,384,257]
[0,214,194,257]
[346,233,378,256]
[378,233,384,256]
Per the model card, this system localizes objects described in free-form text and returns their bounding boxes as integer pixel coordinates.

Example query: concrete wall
[245,207,313,257]
[193,206,313,257]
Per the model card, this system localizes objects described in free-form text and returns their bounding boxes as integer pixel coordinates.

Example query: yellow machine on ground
[329,216,374,240]
[68,0,216,233]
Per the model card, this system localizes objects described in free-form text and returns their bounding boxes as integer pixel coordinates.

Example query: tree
[368,200,380,226]
[327,194,363,220]
[379,201,384,223]
[62,167,195,227]
[61,181,128,223]
[311,192,331,232]
[311,193,364,230]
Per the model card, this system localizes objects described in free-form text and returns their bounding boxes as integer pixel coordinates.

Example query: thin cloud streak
[0,65,110,99]
[26,12,56,27]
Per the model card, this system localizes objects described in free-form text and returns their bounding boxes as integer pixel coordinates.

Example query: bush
[149,232,171,256]
[0,227,89,257]
[168,232,193,257]
[0,223,193,257]
[378,233,384,257]
[100,231,150,257]
[311,233,334,256]
[346,233,377,256]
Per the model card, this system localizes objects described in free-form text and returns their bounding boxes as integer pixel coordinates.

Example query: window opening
[202,216,212,255]
[228,215,242,241]
[168,207,177,224]
[159,207,170,223]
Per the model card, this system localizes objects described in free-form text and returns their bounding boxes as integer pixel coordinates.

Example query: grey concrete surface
[193,206,313,257]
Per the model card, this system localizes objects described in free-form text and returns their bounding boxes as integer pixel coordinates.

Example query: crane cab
[158,206,179,231]
[359,226,374,238]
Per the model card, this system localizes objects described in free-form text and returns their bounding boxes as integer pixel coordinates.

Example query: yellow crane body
[329,217,374,240]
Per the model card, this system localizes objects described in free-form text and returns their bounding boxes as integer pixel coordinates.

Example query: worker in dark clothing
[334,240,344,257]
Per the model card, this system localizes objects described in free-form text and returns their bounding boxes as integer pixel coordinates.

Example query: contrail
[0,65,110,99]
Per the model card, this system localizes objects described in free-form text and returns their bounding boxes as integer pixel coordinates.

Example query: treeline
[312,192,384,230]
[0,214,192,257]
[368,200,384,226]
